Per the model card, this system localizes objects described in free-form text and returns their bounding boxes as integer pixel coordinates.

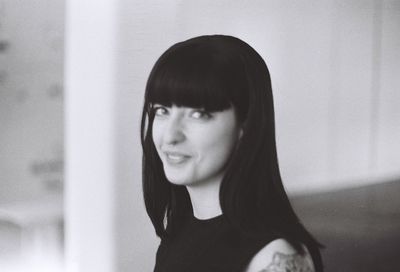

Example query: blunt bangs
[145,42,249,116]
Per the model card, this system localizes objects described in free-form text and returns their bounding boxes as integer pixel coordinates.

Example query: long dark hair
[141,35,323,271]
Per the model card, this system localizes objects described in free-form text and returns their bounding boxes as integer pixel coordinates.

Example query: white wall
[65,1,118,271]
[376,0,400,180]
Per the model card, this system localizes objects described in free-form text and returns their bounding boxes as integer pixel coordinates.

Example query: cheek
[215,131,238,160]
[196,125,239,166]
[151,121,163,150]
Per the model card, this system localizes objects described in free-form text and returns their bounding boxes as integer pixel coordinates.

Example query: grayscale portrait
[0,1,399,272]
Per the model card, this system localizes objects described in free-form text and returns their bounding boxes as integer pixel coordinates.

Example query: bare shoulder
[244,238,315,272]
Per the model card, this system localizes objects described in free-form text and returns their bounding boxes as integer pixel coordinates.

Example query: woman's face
[152,104,242,187]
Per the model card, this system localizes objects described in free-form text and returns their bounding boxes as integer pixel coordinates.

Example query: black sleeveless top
[154,213,280,272]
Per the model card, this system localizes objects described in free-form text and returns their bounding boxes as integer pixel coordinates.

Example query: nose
[163,113,185,145]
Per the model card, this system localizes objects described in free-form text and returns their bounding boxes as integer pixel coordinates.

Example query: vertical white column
[64,1,118,271]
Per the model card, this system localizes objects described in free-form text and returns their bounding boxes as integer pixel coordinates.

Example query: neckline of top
[191,212,224,224]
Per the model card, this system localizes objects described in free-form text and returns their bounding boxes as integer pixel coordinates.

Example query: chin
[164,172,199,186]
[164,171,188,184]
[166,177,191,186]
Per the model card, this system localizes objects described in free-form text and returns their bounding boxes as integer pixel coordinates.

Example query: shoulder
[244,238,315,272]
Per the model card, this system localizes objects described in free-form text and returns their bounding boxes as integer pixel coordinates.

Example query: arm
[244,238,315,272]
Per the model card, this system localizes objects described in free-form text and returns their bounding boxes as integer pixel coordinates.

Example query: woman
[141,35,323,272]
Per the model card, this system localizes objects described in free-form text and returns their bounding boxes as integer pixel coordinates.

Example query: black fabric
[154,213,280,272]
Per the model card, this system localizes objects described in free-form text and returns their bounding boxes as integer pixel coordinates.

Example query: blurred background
[0,0,399,271]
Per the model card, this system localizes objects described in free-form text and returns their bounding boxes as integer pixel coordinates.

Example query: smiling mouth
[164,153,191,165]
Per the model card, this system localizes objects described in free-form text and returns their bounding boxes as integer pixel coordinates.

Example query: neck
[186,177,222,220]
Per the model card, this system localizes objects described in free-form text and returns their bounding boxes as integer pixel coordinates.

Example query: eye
[153,105,169,116]
[190,110,212,120]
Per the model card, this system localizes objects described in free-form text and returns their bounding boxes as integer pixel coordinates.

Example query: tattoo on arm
[258,252,314,272]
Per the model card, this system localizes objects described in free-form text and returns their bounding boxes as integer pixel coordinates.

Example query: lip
[162,150,192,165]
[161,148,191,156]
